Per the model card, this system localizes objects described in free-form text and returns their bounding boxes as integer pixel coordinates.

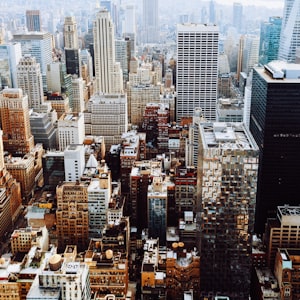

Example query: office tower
[127,83,160,127]
[278,0,300,62]
[26,10,41,32]
[80,49,94,83]
[0,129,22,238]
[142,0,159,43]
[71,76,85,113]
[147,176,175,246]
[93,8,123,93]
[124,4,136,55]
[84,93,128,149]
[64,144,85,182]
[0,43,22,89]
[259,17,282,66]
[46,62,73,108]
[64,16,79,49]
[27,246,91,300]
[265,206,300,270]
[209,0,216,24]
[88,168,112,238]
[56,182,90,251]
[58,113,85,151]
[176,23,219,122]
[30,111,57,150]
[16,55,44,110]
[233,2,243,33]
[242,35,260,75]
[65,49,81,77]
[64,17,81,78]
[13,32,53,90]
[250,62,300,233]
[115,38,130,84]
[5,153,36,200]
[119,131,146,197]
[130,160,161,231]
[198,122,259,298]
[0,88,34,155]
[42,151,65,189]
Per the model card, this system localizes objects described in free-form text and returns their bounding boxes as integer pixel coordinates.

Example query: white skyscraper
[16,55,44,110]
[176,23,219,122]
[278,0,300,62]
[64,144,85,182]
[93,8,123,94]
[71,76,85,113]
[58,112,85,151]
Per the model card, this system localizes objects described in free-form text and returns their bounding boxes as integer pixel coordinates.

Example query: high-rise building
[93,8,123,93]
[29,111,57,150]
[148,176,175,246]
[71,76,85,113]
[197,122,259,298]
[0,88,34,155]
[64,16,79,49]
[56,182,90,251]
[209,0,216,24]
[259,17,282,66]
[13,32,53,90]
[65,49,81,77]
[115,38,130,84]
[278,0,300,62]
[64,144,85,182]
[88,168,112,238]
[58,112,85,152]
[0,43,22,89]
[242,35,260,75]
[176,23,219,122]
[16,55,44,110]
[0,129,22,238]
[123,5,136,55]
[26,10,41,32]
[233,3,243,33]
[250,61,300,233]
[265,206,300,270]
[84,93,128,149]
[142,0,159,43]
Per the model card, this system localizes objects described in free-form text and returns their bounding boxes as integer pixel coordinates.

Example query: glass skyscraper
[259,16,282,66]
[278,0,300,62]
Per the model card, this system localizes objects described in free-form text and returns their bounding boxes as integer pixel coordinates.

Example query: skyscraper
[93,8,123,93]
[0,88,34,155]
[197,122,259,298]
[64,16,79,49]
[26,10,41,32]
[259,17,282,66]
[233,2,243,33]
[278,0,300,62]
[13,32,53,90]
[209,0,216,24]
[250,61,300,233]
[176,23,219,122]
[16,55,44,110]
[0,43,22,89]
[142,0,159,43]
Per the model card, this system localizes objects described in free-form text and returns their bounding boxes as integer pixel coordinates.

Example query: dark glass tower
[250,62,300,233]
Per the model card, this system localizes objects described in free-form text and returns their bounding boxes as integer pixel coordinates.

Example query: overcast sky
[214,0,284,8]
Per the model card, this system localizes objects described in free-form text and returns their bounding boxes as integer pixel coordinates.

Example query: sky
[214,0,284,8]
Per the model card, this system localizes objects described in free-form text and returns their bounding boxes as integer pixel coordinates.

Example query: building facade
[176,23,219,122]
[197,122,259,299]
[250,62,300,233]
[26,10,41,32]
